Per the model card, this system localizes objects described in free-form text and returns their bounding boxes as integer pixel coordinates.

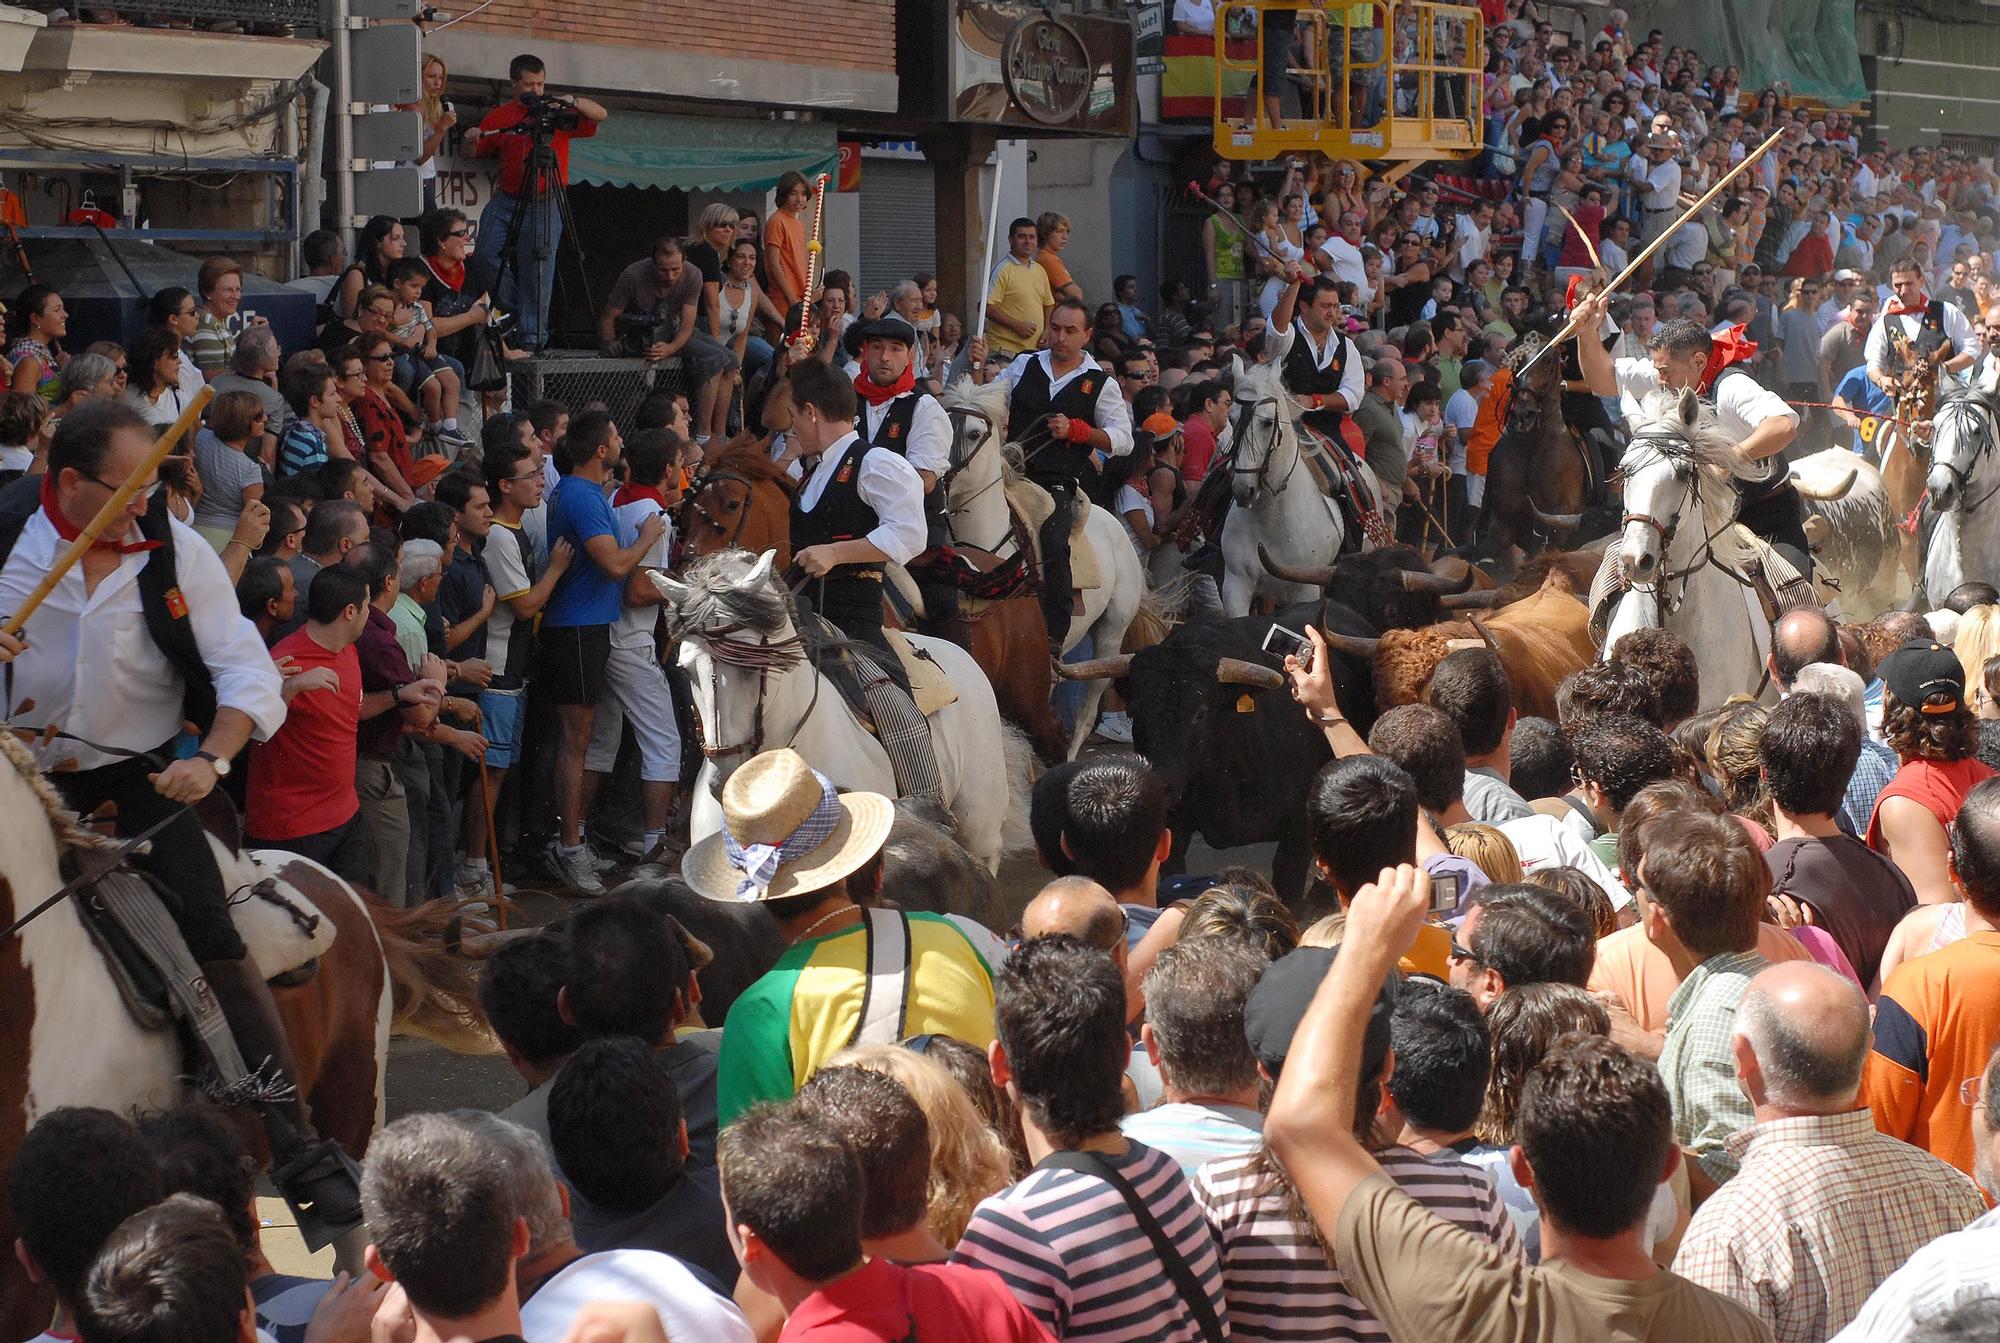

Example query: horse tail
[1122,587,1173,653]
[367,896,499,1056]
[999,722,1038,861]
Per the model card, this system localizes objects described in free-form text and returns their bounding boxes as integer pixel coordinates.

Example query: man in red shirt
[246,564,373,881]
[720,1101,1053,1343]
[1178,377,1232,484]
[464,52,607,351]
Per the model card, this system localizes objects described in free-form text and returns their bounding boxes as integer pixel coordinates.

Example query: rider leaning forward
[0,399,366,1229]
[1570,290,1808,572]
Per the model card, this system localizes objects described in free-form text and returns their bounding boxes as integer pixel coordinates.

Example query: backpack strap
[1035,1149,1226,1343]
[848,908,912,1049]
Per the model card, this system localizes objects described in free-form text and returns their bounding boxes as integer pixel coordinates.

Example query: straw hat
[682,749,894,903]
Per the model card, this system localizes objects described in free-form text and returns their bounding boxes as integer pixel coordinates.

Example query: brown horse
[680,434,796,571]
[0,737,490,1342]
[680,433,1068,760]
[1481,336,1599,573]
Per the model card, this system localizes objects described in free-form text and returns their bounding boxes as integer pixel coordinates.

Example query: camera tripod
[485,114,593,352]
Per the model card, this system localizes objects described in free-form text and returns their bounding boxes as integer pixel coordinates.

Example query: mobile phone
[1262,623,1312,671]
[1430,870,1464,916]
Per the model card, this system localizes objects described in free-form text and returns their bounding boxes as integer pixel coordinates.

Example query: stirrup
[269,1136,365,1251]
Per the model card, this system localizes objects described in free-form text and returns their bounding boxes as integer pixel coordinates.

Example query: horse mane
[0,730,116,856]
[943,373,1010,430]
[670,548,799,639]
[1630,388,1762,481]
[699,434,798,495]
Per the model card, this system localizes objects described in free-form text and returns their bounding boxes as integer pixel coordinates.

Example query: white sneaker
[546,842,606,896]
[1095,711,1135,744]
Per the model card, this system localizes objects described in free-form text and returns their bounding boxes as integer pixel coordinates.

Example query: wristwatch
[194,750,231,777]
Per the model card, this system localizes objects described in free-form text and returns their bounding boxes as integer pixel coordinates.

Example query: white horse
[656,548,1026,873]
[1923,382,2000,602]
[940,377,1147,758]
[1218,356,1381,617]
[1602,389,1775,709]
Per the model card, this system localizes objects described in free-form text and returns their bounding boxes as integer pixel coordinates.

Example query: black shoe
[269,1136,364,1250]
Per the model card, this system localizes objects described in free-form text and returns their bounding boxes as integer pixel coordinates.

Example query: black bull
[1118,601,1381,912]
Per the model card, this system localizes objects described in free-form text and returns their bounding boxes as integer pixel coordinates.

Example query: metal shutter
[859,158,937,297]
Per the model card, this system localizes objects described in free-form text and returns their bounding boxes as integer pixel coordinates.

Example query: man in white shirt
[1451,201,1493,282]
[1632,135,1683,257]
[0,398,366,1233]
[1819,270,1864,334]
[582,430,681,865]
[1317,209,1369,290]
[1598,215,1633,277]
[1865,257,1977,401]
[1573,292,1808,565]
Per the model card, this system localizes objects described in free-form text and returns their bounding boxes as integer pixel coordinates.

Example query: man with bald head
[1767,606,1842,695]
[1020,875,1125,953]
[1673,963,1984,1342]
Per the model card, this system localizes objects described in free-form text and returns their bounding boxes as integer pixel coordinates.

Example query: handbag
[465,324,506,393]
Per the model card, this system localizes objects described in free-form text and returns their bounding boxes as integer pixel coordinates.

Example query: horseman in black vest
[1867,257,1977,419]
[0,399,364,1234]
[852,315,964,645]
[1268,273,1366,440]
[973,298,1133,649]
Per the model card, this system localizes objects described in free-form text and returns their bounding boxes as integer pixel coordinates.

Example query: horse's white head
[654,548,781,637]
[1926,386,1999,515]
[1228,357,1298,506]
[1616,388,1746,583]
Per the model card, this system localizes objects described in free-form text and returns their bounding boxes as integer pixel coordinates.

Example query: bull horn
[1315,628,1381,658]
[1055,654,1134,681]
[1530,498,1585,532]
[1792,466,1860,502]
[1469,616,1503,656]
[649,571,695,606]
[1214,657,1286,689]
[1402,567,1476,594]
[1438,588,1505,610]
[448,924,539,960]
[1258,543,1335,588]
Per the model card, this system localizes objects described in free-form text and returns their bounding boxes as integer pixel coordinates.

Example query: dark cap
[859,314,918,347]
[1243,947,1398,1080]
[1880,638,1966,714]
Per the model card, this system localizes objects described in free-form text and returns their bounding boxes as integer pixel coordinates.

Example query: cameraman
[464,52,606,352]
[598,237,736,449]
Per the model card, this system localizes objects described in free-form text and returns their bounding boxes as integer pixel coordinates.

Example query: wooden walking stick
[1514,128,1786,382]
[3,384,213,636]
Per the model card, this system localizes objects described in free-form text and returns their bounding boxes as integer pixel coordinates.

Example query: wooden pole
[973,155,1005,342]
[1515,128,1786,381]
[478,758,506,929]
[793,170,832,356]
[4,384,213,637]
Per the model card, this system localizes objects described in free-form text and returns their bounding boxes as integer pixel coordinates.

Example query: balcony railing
[34,0,318,29]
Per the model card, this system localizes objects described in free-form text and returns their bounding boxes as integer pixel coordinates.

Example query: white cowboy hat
[682,748,894,904]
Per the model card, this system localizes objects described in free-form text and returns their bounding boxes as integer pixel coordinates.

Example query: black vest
[1282,322,1351,431]
[791,437,887,627]
[1007,356,1107,485]
[859,391,947,547]
[1706,366,1795,514]
[0,486,216,738]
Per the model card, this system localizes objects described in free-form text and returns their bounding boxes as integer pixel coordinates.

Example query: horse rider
[970,297,1133,651]
[1867,257,1975,419]
[0,399,364,1232]
[1261,269,1381,547]
[851,314,965,646]
[1571,295,1811,574]
[784,358,945,804]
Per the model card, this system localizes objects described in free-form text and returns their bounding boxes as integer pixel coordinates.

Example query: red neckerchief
[40,472,160,555]
[1886,292,1931,317]
[853,363,915,407]
[1564,275,1587,310]
[1698,324,1758,393]
[614,483,669,508]
[426,255,466,292]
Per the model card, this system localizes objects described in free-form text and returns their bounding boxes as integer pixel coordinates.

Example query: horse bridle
[1229,396,1297,499]
[686,622,817,763]
[1929,387,2000,514]
[681,469,758,551]
[1615,430,1738,611]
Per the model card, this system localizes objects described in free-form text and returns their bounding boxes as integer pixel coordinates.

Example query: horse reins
[1928,390,2000,514]
[690,622,818,762]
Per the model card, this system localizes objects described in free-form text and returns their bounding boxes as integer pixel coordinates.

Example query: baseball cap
[1142,411,1180,437]
[1879,638,1967,715]
[1833,269,1862,283]
[1243,947,1398,1081]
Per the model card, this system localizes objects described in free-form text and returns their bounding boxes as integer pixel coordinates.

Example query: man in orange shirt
[765,170,813,316]
[1866,775,2000,1177]
[1035,211,1084,304]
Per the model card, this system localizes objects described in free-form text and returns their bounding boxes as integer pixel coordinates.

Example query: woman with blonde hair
[1705,696,1774,836]
[410,54,455,213]
[829,1041,1016,1247]
[1953,602,2000,696]
[1444,822,1524,885]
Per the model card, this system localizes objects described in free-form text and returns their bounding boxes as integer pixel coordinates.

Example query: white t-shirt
[1172,0,1216,33]
[1496,813,1634,909]
[1612,355,1798,448]
[1864,297,1975,374]
[1318,234,1368,289]
[606,493,674,652]
[519,1250,753,1343]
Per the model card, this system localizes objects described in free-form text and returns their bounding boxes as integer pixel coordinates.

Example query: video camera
[516,90,582,137]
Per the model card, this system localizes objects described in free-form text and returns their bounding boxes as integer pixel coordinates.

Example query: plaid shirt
[1673,1110,1986,1343]
[1842,738,1898,835]
[1660,949,1767,1183]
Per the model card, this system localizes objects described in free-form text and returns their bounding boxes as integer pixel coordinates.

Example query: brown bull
[1320,576,1594,720]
